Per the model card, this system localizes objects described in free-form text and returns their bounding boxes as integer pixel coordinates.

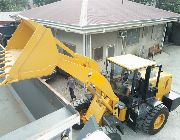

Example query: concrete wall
[53,29,84,55]
[91,31,122,69]
[90,24,165,69]
[91,24,165,58]
[52,24,165,70]
[126,24,165,55]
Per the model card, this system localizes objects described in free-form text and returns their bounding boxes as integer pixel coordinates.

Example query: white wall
[52,23,165,66]
[91,31,122,69]
[53,29,84,55]
[91,31,122,57]
[90,24,165,69]
[91,24,165,58]
[126,24,165,56]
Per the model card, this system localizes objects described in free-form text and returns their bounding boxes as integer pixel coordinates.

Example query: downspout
[80,0,88,56]
[121,36,126,55]
[89,34,92,58]
[83,34,86,56]
[54,28,57,38]
[83,34,92,58]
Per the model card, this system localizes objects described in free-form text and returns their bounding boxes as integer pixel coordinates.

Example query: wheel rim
[154,114,165,129]
[79,109,87,123]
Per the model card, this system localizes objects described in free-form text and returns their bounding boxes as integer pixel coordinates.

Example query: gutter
[17,15,179,34]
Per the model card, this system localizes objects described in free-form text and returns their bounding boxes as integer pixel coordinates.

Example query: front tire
[142,104,169,135]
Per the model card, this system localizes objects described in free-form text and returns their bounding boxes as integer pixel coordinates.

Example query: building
[0,12,19,25]
[18,0,180,69]
[0,12,19,46]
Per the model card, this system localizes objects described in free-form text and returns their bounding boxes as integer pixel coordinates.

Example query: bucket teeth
[0,51,9,55]
[0,73,7,78]
[0,65,12,71]
[0,50,6,53]
[0,57,5,61]
[0,55,12,64]
[0,55,12,62]
[0,60,11,65]
[0,53,5,56]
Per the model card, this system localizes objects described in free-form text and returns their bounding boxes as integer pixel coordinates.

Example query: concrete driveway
[121,45,180,140]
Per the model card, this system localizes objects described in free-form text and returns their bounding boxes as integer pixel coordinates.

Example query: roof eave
[17,15,179,34]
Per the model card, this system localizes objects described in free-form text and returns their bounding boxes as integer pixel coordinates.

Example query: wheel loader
[0,19,180,137]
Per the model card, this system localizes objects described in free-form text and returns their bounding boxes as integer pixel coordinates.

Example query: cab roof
[107,54,156,70]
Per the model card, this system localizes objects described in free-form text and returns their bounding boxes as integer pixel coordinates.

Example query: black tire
[100,126,121,140]
[141,104,169,135]
[72,98,91,130]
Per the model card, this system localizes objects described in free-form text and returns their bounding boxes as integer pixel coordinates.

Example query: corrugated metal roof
[0,12,20,21]
[18,0,180,33]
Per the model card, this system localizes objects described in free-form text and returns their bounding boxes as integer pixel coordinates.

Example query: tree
[156,0,180,13]
[130,0,180,13]
[34,0,60,6]
[130,0,155,6]
[0,0,28,12]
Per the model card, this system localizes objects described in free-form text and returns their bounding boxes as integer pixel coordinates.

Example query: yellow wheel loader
[0,20,180,136]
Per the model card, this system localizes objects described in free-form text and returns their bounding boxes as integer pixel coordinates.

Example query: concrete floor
[0,86,30,136]
[49,44,180,140]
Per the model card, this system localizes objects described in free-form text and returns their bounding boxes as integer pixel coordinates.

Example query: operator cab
[106,54,159,106]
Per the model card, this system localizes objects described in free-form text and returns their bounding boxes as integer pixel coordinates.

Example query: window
[108,46,115,57]
[126,28,140,46]
[93,47,103,61]
[113,64,123,77]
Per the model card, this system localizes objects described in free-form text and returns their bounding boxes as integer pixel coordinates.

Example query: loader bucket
[0,20,59,86]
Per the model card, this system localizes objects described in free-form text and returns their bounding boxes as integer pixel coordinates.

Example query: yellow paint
[85,95,109,124]
[0,19,101,85]
[150,72,172,101]
[0,19,173,128]
[0,19,120,125]
[140,69,172,101]
[154,114,165,129]
[119,107,127,121]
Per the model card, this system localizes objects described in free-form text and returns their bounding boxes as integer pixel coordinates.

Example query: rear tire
[72,97,91,130]
[141,104,169,135]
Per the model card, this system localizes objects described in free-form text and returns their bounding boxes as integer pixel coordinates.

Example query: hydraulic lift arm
[0,20,119,119]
